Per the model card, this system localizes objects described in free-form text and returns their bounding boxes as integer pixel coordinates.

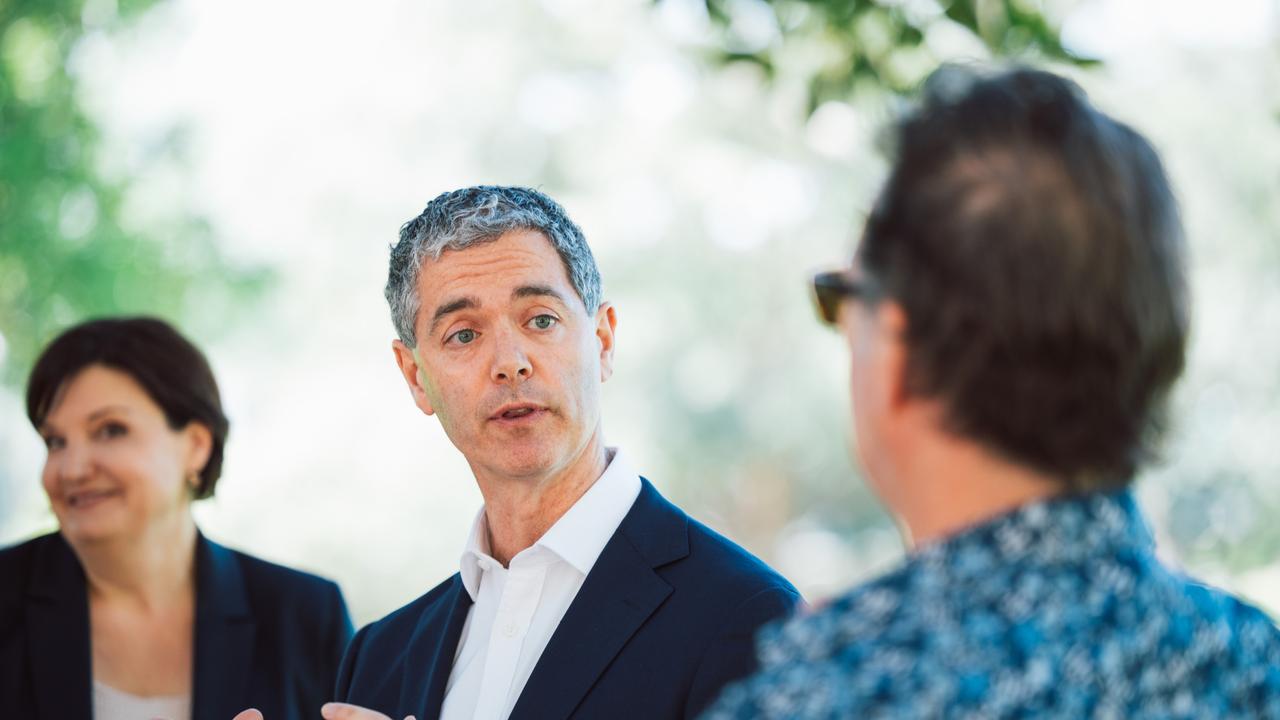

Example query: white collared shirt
[439,448,643,720]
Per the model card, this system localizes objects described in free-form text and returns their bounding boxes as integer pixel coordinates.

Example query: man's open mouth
[492,403,546,421]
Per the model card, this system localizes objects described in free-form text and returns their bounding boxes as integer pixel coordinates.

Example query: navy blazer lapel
[192,534,256,720]
[25,534,92,720]
[510,479,689,720]
[404,573,473,719]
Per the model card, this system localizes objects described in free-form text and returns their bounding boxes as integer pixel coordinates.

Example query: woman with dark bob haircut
[0,317,353,720]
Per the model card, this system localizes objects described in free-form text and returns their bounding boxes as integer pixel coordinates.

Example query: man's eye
[529,315,558,330]
[450,329,477,345]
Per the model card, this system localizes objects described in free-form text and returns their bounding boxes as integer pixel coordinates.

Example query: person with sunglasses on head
[703,66,1280,718]
[1,317,353,720]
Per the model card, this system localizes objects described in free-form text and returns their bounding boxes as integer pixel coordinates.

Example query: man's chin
[481,442,558,480]
[499,457,557,481]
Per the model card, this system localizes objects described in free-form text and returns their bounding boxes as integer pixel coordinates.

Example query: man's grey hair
[385,186,603,346]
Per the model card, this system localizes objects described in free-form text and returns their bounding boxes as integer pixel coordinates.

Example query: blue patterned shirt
[704,491,1280,719]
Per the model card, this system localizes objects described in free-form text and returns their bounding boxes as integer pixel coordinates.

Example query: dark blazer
[336,478,802,719]
[0,531,353,720]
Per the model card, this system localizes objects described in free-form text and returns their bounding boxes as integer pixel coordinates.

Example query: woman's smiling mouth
[65,488,122,509]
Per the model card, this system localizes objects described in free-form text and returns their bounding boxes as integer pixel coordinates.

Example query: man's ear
[392,339,436,416]
[595,302,618,382]
[874,301,910,410]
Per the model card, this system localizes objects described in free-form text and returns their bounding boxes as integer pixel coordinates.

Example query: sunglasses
[811,271,874,326]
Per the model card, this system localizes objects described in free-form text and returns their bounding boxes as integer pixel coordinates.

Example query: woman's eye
[529,315,558,330]
[42,435,65,451]
[96,422,127,440]
[450,329,477,345]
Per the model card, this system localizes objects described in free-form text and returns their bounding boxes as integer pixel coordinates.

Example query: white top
[92,680,191,720]
[439,447,643,720]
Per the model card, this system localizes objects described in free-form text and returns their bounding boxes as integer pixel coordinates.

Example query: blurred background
[2,0,1278,626]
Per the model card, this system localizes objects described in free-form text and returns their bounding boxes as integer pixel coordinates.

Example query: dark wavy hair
[26,317,230,499]
[859,66,1189,491]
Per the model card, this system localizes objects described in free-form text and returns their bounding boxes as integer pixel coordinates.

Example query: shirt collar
[757,489,1155,667]
[457,447,643,601]
[913,488,1153,572]
[458,509,494,602]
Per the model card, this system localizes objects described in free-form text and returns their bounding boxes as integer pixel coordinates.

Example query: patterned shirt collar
[705,488,1280,718]
[911,489,1154,576]
[761,490,1153,665]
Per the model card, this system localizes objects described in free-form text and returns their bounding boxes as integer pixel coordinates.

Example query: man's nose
[490,328,533,384]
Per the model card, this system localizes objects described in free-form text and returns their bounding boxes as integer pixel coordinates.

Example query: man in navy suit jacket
[306,186,800,720]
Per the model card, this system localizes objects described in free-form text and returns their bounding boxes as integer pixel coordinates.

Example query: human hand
[321,703,415,720]
[230,704,414,720]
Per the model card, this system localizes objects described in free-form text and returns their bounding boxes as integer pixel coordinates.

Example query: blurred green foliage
[0,0,267,388]
[688,0,1095,111]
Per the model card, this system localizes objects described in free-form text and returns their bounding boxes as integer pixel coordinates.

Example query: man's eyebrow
[429,296,479,335]
[512,285,567,304]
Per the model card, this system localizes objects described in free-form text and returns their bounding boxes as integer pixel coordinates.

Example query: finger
[232,710,264,720]
[320,702,393,720]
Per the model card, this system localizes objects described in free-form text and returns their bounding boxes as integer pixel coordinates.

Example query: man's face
[837,266,904,508]
[392,229,616,483]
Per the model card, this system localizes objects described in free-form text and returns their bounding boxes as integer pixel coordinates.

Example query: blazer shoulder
[201,539,352,645]
[0,533,68,601]
[0,533,46,574]
[223,545,345,598]
[630,479,796,597]
[359,573,462,640]
[0,534,50,610]
[683,516,799,599]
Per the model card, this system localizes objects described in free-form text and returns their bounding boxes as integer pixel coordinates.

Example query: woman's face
[37,364,209,546]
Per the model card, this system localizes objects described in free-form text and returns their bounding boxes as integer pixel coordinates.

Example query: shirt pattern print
[703,491,1280,719]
